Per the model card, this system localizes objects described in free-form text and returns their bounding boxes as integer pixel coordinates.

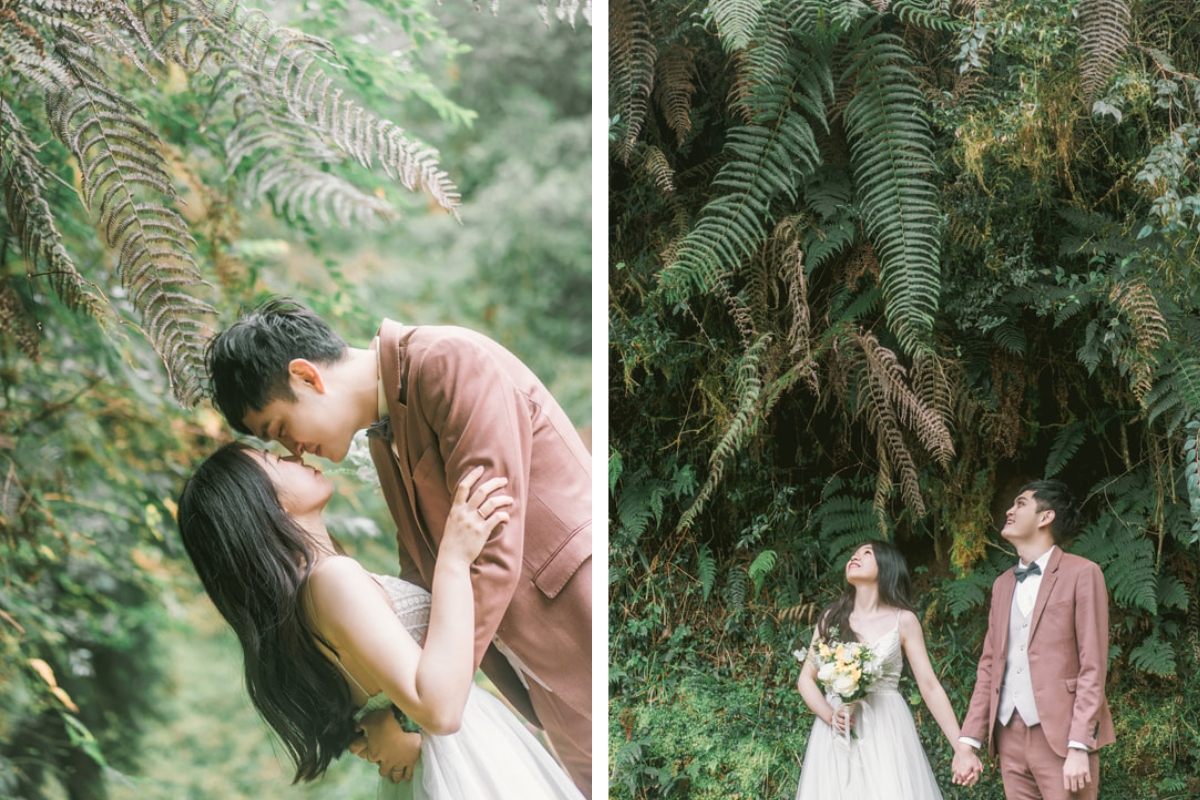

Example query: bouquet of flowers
[795,632,884,742]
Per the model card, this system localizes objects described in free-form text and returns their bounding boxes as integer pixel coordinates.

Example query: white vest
[998,590,1039,726]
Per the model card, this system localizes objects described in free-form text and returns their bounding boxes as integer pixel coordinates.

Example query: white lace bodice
[353,574,432,722]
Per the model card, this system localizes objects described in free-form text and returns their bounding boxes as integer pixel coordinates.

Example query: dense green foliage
[1,0,589,796]
[609,1,1200,797]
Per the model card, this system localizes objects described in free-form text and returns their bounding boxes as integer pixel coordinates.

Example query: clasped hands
[951,742,1092,792]
[351,707,421,784]
[951,742,983,787]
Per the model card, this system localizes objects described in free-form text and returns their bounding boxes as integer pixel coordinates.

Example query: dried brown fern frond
[1110,278,1168,402]
[1,97,103,316]
[48,38,214,404]
[1078,0,1130,103]
[654,43,697,147]
[0,284,41,361]
[765,216,818,390]
[912,351,956,436]
[170,0,460,218]
[642,145,676,195]
[990,350,1025,459]
[610,0,656,163]
[851,329,956,516]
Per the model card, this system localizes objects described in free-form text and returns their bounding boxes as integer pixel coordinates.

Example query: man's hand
[1063,748,1092,794]
[951,742,983,787]
[355,707,422,784]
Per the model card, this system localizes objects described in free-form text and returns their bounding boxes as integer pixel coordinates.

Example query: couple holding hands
[177,298,591,799]
[795,480,1115,800]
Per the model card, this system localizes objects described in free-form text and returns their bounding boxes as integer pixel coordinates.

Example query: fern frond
[1074,514,1158,614]
[748,548,777,597]
[642,146,676,195]
[663,113,820,297]
[1045,422,1086,477]
[610,0,656,162]
[654,43,697,146]
[990,321,1026,355]
[48,40,213,404]
[1128,631,1175,676]
[697,543,717,600]
[0,98,101,315]
[0,284,41,361]
[728,0,794,122]
[707,0,761,53]
[842,27,941,356]
[164,0,459,215]
[677,334,772,532]
[851,329,955,516]
[1078,0,1130,102]
[251,161,398,227]
[1110,278,1168,402]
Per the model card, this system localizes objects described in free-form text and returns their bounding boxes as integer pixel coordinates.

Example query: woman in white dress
[177,442,582,799]
[795,540,962,800]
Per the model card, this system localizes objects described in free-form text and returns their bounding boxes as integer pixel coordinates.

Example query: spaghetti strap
[305,578,372,699]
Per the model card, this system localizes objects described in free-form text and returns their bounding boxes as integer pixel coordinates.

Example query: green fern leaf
[748,549,778,597]
[664,114,819,297]
[1045,422,1086,478]
[842,27,941,356]
[707,0,762,53]
[697,543,717,600]
[1128,631,1175,677]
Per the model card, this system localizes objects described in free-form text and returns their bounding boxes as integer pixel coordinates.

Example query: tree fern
[1078,0,1130,103]
[842,26,941,356]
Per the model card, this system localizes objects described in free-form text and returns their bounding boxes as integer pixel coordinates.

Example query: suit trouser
[996,714,1099,800]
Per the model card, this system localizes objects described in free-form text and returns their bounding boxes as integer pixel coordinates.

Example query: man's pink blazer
[960,546,1115,758]
[368,320,592,726]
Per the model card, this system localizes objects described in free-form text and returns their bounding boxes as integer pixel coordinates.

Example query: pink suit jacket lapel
[377,321,439,578]
[1028,546,1063,642]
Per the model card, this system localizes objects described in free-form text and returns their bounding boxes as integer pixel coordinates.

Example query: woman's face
[845,544,878,584]
[248,449,334,517]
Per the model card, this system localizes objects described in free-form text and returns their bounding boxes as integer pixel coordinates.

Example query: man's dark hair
[206,297,348,434]
[1018,478,1080,545]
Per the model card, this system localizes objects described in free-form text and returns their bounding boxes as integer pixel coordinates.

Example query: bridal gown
[794,616,944,800]
[353,574,583,800]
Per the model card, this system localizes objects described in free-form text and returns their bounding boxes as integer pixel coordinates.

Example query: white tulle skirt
[377,685,583,800]
[794,689,944,800]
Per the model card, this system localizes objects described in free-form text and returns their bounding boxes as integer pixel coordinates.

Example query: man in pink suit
[952,480,1114,800]
[206,298,592,796]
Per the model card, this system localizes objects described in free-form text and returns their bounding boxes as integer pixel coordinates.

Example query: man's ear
[1039,508,1056,530]
[287,359,326,394]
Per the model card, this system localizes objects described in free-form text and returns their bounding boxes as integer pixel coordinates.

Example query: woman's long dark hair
[177,441,355,781]
[817,540,915,643]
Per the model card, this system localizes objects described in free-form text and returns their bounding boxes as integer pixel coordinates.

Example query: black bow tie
[1014,562,1041,583]
[366,416,393,443]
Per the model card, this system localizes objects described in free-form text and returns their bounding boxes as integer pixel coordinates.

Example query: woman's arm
[898,610,961,747]
[308,468,511,734]
[797,631,850,734]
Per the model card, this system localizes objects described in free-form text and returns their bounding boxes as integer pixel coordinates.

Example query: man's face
[241,365,357,463]
[1001,490,1052,543]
